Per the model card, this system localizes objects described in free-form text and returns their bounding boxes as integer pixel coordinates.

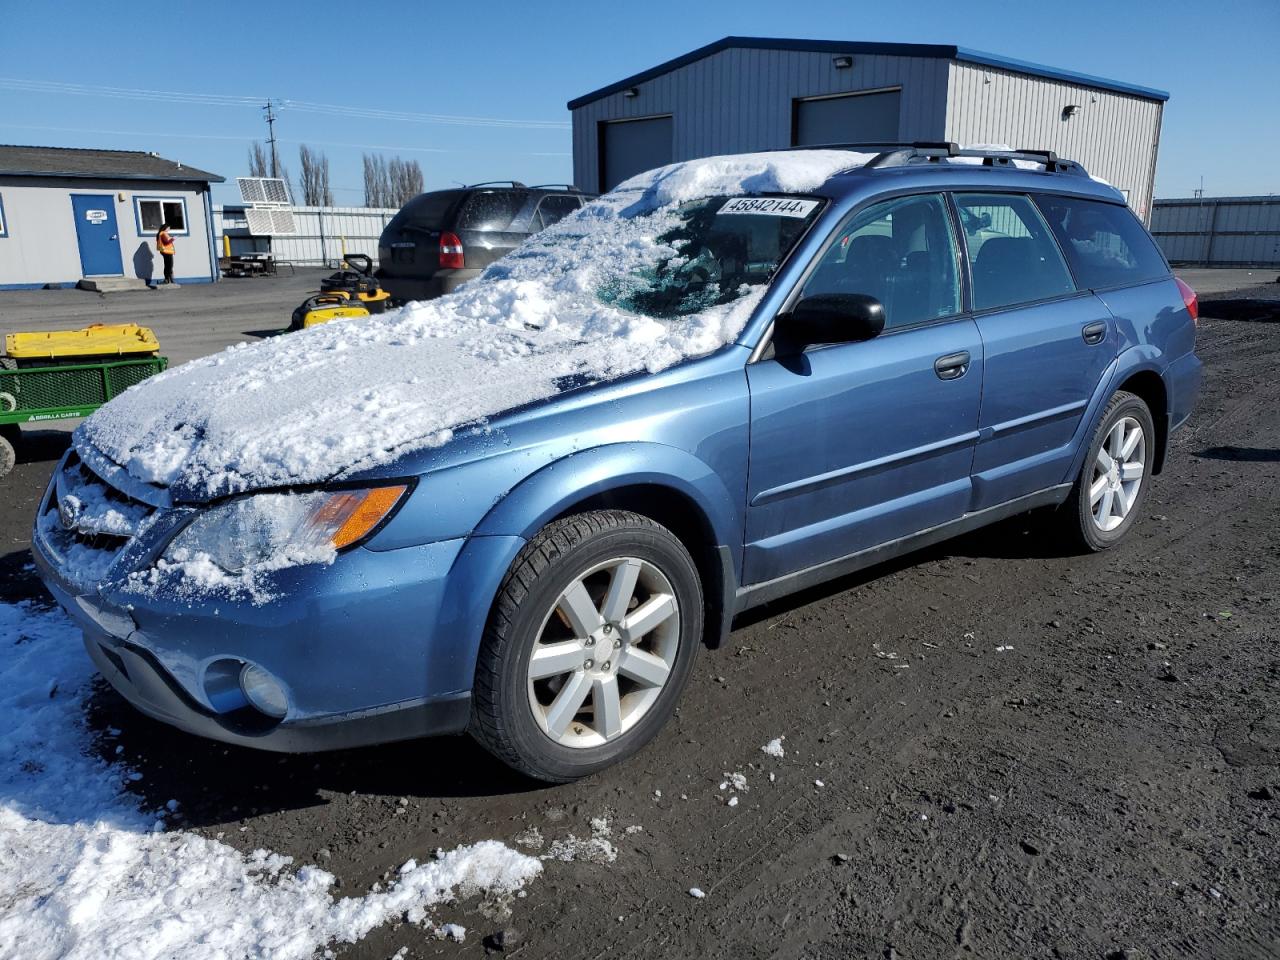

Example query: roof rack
[467,180,527,189]
[783,141,1089,177]
[530,183,582,192]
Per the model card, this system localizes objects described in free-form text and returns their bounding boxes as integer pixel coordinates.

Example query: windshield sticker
[718,197,819,218]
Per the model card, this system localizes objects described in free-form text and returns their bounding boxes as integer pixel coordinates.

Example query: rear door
[953,192,1117,510]
[744,192,982,585]
[455,189,535,269]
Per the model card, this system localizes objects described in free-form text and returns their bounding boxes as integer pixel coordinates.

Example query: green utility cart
[0,323,168,477]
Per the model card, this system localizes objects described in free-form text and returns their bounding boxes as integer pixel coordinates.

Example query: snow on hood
[79,150,867,499]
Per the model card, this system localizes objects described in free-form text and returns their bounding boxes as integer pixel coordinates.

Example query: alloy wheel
[527,557,680,749]
[1090,415,1146,532]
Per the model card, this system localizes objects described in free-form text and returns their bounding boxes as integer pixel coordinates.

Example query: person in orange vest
[156,224,175,284]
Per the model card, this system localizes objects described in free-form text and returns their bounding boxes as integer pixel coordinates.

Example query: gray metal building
[0,145,223,290]
[570,37,1168,220]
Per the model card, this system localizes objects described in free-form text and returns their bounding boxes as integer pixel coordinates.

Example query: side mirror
[777,293,885,347]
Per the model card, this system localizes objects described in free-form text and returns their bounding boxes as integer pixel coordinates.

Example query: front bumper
[31,462,527,752]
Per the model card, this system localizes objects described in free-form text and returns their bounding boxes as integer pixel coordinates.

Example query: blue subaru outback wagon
[34,144,1201,782]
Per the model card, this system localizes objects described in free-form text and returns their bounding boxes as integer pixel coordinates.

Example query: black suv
[376,182,593,302]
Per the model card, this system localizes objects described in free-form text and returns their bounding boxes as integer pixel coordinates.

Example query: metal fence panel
[213,205,399,267]
[1151,196,1280,267]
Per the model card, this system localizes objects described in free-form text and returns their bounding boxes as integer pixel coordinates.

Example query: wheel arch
[1114,368,1169,474]
[473,443,743,648]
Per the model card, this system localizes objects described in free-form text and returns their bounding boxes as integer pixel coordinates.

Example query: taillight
[439,232,464,270]
[1174,276,1198,325]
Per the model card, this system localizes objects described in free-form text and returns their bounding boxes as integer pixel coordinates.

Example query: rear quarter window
[1035,195,1169,289]
[458,190,532,232]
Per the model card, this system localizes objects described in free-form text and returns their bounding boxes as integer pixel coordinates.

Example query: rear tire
[1059,391,1155,552]
[470,510,703,783]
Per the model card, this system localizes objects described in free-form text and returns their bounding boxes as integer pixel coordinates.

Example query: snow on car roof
[79,150,870,499]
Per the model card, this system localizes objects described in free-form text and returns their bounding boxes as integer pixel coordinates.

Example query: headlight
[164,485,407,574]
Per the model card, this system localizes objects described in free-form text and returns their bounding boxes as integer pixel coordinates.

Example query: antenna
[263,100,280,179]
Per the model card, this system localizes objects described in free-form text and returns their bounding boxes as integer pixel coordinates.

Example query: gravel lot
[1,275,1278,959]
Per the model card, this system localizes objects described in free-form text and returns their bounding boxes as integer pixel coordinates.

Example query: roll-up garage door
[600,115,673,192]
[792,90,901,146]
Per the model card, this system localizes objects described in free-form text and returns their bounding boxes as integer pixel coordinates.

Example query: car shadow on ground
[1196,445,1280,463]
[735,509,1075,630]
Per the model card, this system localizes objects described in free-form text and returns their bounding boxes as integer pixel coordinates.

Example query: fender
[474,441,743,557]
[1060,345,1168,486]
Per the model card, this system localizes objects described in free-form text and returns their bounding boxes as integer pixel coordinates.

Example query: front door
[71,194,123,276]
[744,192,982,586]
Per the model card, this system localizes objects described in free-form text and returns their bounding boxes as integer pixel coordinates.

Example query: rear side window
[954,194,1076,310]
[532,195,581,230]
[1035,195,1169,289]
[457,190,532,232]
[386,190,463,233]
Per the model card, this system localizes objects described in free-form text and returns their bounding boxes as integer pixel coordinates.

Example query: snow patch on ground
[0,601,542,959]
[79,150,867,500]
[542,817,619,864]
[761,736,786,758]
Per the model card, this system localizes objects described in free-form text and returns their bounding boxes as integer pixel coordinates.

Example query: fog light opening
[239,663,289,719]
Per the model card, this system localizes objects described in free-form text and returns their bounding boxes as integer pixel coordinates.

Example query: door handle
[1082,321,1107,345]
[934,351,971,380]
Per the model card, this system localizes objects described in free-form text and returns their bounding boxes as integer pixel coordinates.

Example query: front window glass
[803,193,961,330]
[599,195,823,319]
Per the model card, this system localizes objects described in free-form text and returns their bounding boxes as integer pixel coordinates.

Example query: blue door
[71,194,123,276]
[743,193,982,585]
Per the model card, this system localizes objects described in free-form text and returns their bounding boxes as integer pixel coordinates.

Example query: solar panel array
[236,177,291,204]
[244,208,297,236]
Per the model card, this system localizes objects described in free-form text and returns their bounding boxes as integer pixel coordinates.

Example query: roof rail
[863,142,1088,176]
[467,180,527,189]
[778,141,1088,176]
[530,183,582,191]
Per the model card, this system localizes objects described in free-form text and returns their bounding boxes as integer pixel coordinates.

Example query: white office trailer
[0,145,223,289]
[570,38,1168,221]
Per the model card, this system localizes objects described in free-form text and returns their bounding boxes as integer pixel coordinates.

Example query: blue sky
[2,0,1275,204]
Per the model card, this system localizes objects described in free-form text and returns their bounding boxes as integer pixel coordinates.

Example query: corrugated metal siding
[213,205,398,266]
[945,62,1163,221]
[1151,197,1280,266]
[572,49,950,193]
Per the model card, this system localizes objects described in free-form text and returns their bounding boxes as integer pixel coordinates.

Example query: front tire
[470,510,703,782]
[1060,390,1155,551]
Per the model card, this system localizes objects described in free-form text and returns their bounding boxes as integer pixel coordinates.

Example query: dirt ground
[2,282,1278,959]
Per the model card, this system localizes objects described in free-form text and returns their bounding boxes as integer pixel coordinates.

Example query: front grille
[39,451,157,585]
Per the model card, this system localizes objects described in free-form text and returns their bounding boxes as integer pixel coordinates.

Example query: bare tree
[363,153,424,208]
[297,144,333,206]
[388,157,424,206]
[362,153,388,207]
[247,142,269,178]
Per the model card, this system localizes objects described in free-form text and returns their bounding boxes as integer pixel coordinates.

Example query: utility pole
[263,100,280,179]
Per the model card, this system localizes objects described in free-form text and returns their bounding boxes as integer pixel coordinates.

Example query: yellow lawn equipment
[289,254,393,331]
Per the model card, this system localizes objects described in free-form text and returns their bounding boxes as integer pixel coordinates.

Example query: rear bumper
[1166,349,1203,436]
[379,269,480,303]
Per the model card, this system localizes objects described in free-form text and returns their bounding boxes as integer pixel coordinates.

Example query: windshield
[598,195,823,318]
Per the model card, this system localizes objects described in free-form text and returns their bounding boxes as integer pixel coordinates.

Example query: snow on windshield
[79,150,869,499]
